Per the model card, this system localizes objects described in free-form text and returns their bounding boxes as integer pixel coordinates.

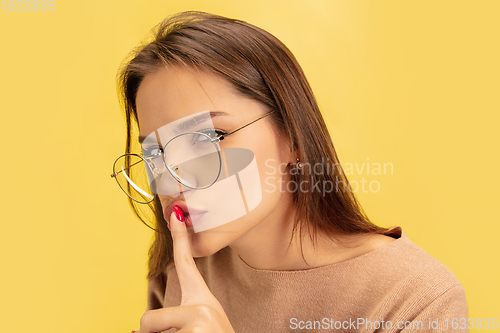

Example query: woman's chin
[188,232,230,258]
[190,244,222,258]
[186,217,251,257]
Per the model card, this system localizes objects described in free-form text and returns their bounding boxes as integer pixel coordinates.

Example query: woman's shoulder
[356,226,463,288]
[357,226,468,319]
[313,226,467,318]
[347,225,467,317]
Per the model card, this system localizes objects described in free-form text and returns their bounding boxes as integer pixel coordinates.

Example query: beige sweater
[146,226,469,332]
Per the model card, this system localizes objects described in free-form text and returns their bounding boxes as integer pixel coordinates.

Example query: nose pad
[153,164,201,196]
[168,163,183,182]
[145,157,177,195]
[167,163,201,189]
[154,169,185,196]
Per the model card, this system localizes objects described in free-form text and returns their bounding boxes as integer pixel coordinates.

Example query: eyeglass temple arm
[110,159,143,178]
[216,110,275,142]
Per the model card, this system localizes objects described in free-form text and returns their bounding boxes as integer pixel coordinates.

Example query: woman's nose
[157,188,195,204]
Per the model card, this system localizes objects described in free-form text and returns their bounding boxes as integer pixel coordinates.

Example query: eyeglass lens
[113,132,222,203]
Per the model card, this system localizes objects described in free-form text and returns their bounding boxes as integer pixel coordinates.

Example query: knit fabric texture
[146,226,468,332]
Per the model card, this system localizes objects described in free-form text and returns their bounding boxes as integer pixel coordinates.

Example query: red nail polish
[173,205,184,222]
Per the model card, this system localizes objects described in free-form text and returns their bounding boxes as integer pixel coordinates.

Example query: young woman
[113,11,468,333]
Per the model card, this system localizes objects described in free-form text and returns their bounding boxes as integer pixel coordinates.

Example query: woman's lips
[183,211,207,228]
[163,200,207,228]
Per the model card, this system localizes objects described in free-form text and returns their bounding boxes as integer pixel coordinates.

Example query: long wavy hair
[116,11,392,281]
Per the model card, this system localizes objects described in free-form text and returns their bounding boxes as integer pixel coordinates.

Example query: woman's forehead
[136,66,238,133]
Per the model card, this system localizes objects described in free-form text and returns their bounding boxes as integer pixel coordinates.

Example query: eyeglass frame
[111,110,276,204]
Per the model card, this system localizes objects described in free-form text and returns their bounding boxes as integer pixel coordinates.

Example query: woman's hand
[135,207,235,333]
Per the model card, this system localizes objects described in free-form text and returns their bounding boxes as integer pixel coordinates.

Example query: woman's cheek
[258,152,290,197]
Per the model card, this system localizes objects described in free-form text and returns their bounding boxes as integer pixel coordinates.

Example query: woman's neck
[228,190,397,271]
[228,195,373,271]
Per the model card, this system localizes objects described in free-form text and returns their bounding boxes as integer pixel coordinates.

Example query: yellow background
[1,0,498,331]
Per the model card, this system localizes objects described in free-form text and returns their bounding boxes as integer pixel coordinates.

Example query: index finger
[169,207,211,303]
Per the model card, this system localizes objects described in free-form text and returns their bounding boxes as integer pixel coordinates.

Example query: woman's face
[135,65,294,257]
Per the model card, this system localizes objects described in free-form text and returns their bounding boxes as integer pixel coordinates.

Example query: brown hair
[116,11,392,281]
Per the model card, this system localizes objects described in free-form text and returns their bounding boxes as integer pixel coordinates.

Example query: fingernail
[173,205,184,223]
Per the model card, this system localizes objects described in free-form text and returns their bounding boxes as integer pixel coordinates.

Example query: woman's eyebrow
[138,110,228,144]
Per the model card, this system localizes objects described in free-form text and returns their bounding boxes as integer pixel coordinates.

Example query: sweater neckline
[232,226,405,275]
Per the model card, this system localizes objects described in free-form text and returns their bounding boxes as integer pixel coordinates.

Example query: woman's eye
[143,146,163,157]
[190,129,226,146]
[203,129,226,138]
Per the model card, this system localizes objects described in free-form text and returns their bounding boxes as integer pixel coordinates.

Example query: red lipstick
[163,200,207,229]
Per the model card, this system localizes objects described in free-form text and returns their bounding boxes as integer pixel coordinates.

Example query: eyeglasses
[111,110,275,204]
